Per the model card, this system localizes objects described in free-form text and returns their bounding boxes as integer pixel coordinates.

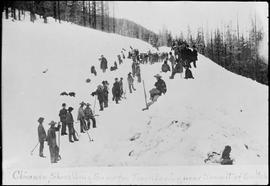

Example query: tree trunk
[18,9,21,20]
[88,1,91,27]
[30,2,36,22]
[92,1,96,29]
[11,2,16,20]
[101,1,104,31]
[83,1,86,26]
[53,2,57,21]
[58,1,61,23]
[5,5,9,19]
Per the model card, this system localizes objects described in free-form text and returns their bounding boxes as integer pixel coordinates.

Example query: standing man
[127,72,136,93]
[112,78,121,104]
[77,102,86,133]
[99,55,108,73]
[47,121,61,163]
[66,107,79,143]
[84,103,97,129]
[168,52,176,78]
[37,117,47,158]
[119,77,124,98]
[132,61,137,77]
[135,63,141,83]
[92,85,105,111]
[191,45,198,68]
[102,81,109,108]
[59,103,68,136]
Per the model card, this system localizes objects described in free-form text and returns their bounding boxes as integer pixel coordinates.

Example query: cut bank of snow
[2,15,268,170]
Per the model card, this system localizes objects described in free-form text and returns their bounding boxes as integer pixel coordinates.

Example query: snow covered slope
[2,16,268,170]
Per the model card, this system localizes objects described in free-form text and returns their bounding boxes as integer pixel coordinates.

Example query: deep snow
[2,14,268,171]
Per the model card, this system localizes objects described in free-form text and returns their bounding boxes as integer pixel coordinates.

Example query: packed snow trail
[2,15,268,169]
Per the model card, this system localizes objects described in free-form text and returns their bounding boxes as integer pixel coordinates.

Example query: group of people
[160,42,198,80]
[37,101,98,163]
[36,43,200,163]
[37,117,61,163]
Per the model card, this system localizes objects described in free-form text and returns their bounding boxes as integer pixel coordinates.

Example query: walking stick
[93,95,97,115]
[58,123,61,150]
[57,122,61,160]
[142,80,148,110]
[30,142,39,155]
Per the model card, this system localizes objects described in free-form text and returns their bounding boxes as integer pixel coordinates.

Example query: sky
[112,1,268,62]
[113,1,268,38]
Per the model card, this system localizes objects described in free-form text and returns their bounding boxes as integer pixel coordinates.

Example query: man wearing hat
[91,85,105,111]
[102,81,109,108]
[191,45,198,68]
[77,102,86,133]
[119,77,124,99]
[66,107,79,142]
[154,74,167,95]
[37,117,47,158]
[59,103,68,136]
[47,120,61,163]
[112,78,121,104]
[146,74,167,108]
[84,103,96,129]
[127,72,136,93]
[135,63,141,83]
[100,55,108,73]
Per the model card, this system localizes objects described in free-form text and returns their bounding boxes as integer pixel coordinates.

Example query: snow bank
[2,15,268,170]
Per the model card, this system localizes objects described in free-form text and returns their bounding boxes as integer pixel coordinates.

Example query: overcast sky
[113,1,268,38]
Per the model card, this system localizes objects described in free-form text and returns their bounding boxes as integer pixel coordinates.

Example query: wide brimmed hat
[38,117,44,123]
[154,74,162,78]
[68,107,74,111]
[86,103,91,106]
[97,85,103,89]
[80,101,85,105]
[48,120,57,125]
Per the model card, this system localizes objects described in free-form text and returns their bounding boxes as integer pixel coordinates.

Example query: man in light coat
[47,121,61,163]
[77,102,86,133]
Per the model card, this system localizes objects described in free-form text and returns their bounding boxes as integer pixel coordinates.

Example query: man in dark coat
[47,121,61,163]
[184,67,194,79]
[191,45,198,68]
[37,117,47,158]
[112,78,121,104]
[102,81,109,108]
[119,77,124,98]
[154,74,167,95]
[91,65,97,76]
[59,103,68,136]
[66,107,79,143]
[170,56,184,79]
[84,103,96,129]
[100,55,108,73]
[221,145,233,165]
[146,74,167,108]
[92,85,105,111]
[117,54,123,65]
[161,59,171,73]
